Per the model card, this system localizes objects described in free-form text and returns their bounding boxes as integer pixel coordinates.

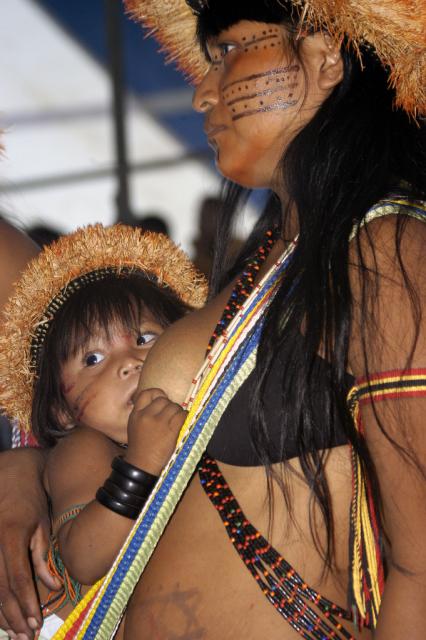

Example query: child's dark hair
[32,273,191,447]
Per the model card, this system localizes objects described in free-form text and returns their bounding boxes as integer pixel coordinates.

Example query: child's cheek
[74,390,100,423]
[60,379,76,395]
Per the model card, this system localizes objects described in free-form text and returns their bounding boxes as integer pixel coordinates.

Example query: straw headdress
[0,223,207,431]
[125,0,426,117]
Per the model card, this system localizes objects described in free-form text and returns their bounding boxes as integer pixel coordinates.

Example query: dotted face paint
[223,64,300,121]
[207,26,301,123]
[194,22,308,188]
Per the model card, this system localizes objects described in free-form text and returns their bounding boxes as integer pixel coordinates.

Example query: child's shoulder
[48,425,118,458]
[44,427,122,495]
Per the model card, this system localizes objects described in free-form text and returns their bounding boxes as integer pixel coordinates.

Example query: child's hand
[125,388,187,475]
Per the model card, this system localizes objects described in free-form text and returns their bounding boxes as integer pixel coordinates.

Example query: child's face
[60,309,164,443]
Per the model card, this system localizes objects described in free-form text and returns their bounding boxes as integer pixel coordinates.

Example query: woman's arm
[0,448,54,638]
[348,215,426,639]
[47,392,185,585]
[0,221,47,638]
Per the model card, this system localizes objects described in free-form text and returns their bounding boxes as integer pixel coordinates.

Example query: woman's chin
[216,159,270,189]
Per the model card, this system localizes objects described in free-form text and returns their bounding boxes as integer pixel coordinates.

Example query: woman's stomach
[124,449,371,639]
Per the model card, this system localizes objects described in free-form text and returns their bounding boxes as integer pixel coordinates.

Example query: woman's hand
[126,388,187,475]
[0,448,60,639]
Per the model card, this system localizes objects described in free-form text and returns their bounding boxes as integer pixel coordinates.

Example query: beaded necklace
[206,228,277,353]
[198,231,355,640]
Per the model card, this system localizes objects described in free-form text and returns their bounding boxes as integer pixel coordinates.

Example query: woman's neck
[273,189,299,241]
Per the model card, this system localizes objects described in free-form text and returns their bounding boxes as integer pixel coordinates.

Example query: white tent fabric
[0,0,235,254]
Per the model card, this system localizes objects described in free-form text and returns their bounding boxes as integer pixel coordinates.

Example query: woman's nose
[118,359,143,379]
[192,70,219,113]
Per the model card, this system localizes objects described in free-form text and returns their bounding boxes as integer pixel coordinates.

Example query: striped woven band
[356,369,426,404]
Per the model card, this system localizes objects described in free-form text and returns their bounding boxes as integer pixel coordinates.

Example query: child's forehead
[75,308,157,342]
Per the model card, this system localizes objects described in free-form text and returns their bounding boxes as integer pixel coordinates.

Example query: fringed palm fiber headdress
[0,223,207,432]
[125,0,426,117]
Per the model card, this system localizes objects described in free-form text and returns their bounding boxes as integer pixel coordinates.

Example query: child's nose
[118,359,143,379]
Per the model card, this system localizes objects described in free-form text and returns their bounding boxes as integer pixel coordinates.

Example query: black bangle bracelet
[96,457,159,520]
[103,479,147,509]
[112,456,158,488]
[96,487,140,520]
[109,469,154,498]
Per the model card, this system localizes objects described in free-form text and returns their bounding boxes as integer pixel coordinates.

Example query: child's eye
[136,333,158,347]
[84,352,105,367]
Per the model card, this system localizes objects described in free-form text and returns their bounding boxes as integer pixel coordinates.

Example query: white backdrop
[0,0,255,255]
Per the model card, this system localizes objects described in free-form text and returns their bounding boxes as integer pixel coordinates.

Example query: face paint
[223,64,300,121]
[61,380,76,395]
[193,20,319,189]
[74,392,98,422]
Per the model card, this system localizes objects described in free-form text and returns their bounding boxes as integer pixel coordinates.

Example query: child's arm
[46,392,186,585]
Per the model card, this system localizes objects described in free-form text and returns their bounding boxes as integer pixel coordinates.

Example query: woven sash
[54,241,297,639]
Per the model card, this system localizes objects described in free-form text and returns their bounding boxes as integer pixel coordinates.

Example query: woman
[1,1,425,639]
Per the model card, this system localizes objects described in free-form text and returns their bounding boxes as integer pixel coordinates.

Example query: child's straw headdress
[0,223,207,432]
[125,0,426,117]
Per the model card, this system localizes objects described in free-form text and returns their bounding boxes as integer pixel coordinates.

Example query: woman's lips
[205,124,228,139]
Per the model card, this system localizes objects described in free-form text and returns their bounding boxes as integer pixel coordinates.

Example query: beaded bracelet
[96,456,159,520]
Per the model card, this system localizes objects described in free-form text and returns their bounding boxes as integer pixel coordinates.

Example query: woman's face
[193,20,331,189]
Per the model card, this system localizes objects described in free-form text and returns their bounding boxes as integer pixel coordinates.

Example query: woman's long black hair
[195,0,426,568]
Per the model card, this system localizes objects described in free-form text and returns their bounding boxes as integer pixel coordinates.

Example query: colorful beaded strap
[54,237,297,639]
[199,455,355,640]
[348,367,426,630]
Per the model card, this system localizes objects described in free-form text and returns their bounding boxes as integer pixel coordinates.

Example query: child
[0,224,206,638]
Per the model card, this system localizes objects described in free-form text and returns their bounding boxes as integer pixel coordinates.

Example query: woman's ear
[319,34,344,90]
[301,32,344,92]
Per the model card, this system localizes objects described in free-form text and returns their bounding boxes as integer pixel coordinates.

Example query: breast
[138,281,236,403]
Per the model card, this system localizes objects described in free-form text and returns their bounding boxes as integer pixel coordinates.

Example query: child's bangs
[53,276,144,361]
[45,272,191,365]
[68,286,143,358]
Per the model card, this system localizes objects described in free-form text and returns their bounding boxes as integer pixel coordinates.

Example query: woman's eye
[219,42,236,57]
[136,333,158,347]
[84,352,105,367]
